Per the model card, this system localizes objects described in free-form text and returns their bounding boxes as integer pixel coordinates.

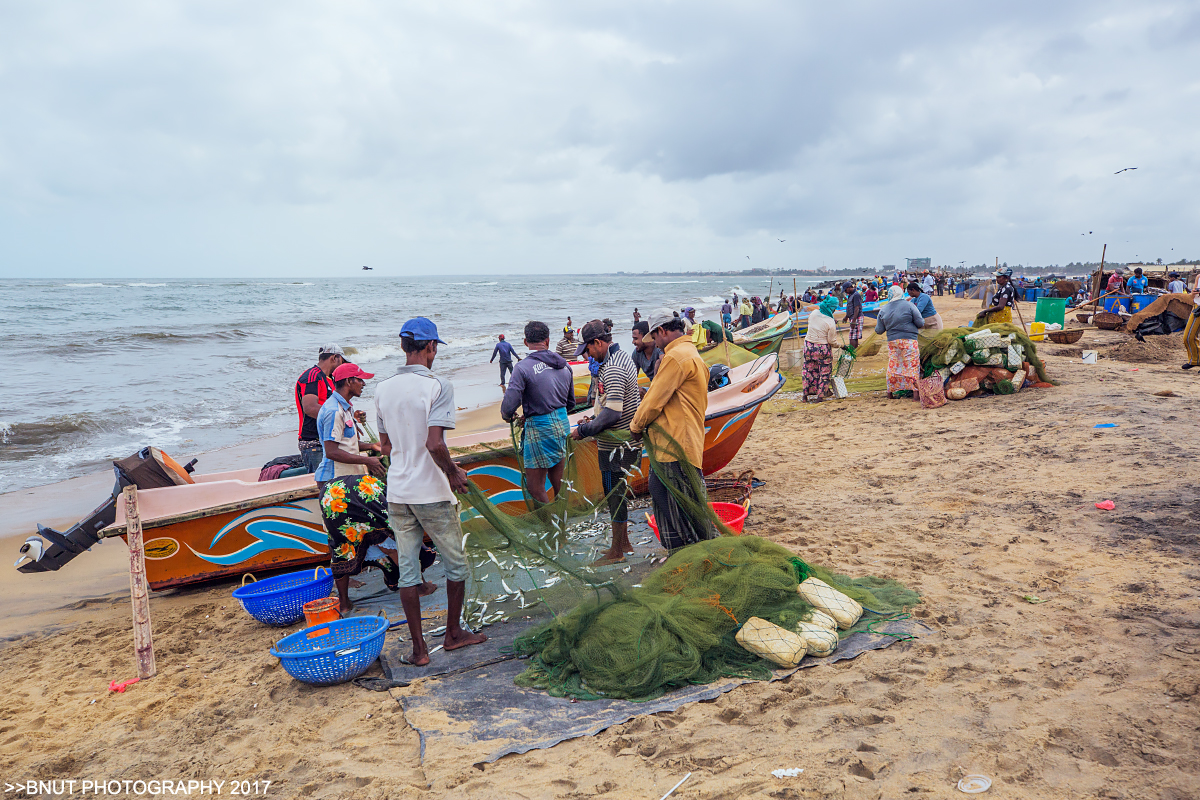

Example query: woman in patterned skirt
[875,285,925,399]
[802,295,840,402]
[320,474,436,613]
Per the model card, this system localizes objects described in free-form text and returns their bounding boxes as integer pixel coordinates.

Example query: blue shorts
[722,313,732,325]
[522,408,569,469]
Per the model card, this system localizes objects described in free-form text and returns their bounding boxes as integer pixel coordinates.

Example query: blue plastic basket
[232,567,334,626]
[270,616,389,686]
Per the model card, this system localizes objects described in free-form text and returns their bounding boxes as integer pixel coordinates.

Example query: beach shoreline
[0,402,505,638]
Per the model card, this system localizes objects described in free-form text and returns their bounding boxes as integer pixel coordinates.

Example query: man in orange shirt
[631,309,714,552]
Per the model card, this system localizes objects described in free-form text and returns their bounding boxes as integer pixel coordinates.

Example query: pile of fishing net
[508,536,919,701]
[918,323,1056,404]
[452,424,919,701]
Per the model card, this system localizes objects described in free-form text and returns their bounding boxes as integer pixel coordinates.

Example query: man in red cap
[314,362,385,494]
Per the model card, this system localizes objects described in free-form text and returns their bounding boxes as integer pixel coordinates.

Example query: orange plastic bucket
[303,596,341,628]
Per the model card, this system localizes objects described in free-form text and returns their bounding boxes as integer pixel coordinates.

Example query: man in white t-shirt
[375,317,487,666]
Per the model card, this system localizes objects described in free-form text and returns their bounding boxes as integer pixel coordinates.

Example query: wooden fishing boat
[16,356,783,590]
[859,299,887,320]
[732,312,793,356]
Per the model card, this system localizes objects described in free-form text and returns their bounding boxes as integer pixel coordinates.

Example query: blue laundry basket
[270,616,389,686]
[232,567,334,626]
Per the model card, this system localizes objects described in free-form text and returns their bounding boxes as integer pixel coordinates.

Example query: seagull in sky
[778,239,786,242]
[361,265,373,270]
[1114,167,1137,174]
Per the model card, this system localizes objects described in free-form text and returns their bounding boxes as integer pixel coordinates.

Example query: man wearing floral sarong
[320,474,437,614]
[875,286,924,399]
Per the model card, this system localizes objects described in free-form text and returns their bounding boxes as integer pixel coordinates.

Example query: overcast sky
[0,1,1196,277]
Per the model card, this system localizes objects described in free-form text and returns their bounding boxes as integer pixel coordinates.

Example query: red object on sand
[1095,500,1116,511]
[647,502,749,542]
[109,677,140,693]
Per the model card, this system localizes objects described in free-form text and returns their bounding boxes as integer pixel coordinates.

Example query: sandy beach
[2,294,1198,799]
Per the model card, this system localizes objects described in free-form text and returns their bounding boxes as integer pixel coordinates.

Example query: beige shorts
[387,501,469,588]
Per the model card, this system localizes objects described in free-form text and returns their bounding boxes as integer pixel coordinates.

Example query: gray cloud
[0,0,1196,276]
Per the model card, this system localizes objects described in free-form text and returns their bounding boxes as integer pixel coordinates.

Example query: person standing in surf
[490,333,520,388]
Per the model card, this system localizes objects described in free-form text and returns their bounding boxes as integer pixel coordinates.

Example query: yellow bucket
[1028,321,1046,342]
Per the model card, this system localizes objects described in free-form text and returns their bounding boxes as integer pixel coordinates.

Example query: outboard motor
[15,447,197,573]
[16,488,120,572]
[708,364,731,392]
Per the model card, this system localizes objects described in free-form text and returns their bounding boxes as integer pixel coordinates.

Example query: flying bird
[361,266,373,270]
[778,239,786,242]
[1114,168,1137,174]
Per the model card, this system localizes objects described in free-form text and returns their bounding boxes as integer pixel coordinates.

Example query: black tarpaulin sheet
[396,618,928,766]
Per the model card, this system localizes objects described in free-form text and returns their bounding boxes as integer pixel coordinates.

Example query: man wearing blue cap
[375,317,487,666]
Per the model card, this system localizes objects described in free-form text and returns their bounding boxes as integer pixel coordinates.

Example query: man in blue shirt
[1127,268,1149,294]
[500,321,575,505]
[315,363,385,494]
[490,334,521,388]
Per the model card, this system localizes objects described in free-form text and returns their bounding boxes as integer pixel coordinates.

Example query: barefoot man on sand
[375,317,487,665]
[571,319,642,563]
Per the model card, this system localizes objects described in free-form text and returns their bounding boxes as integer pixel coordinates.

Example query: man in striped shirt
[571,319,642,564]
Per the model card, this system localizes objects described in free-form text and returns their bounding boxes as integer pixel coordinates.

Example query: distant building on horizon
[906,258,931,271]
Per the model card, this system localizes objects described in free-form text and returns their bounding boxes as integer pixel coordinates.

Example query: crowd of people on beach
[281,260,1200,666]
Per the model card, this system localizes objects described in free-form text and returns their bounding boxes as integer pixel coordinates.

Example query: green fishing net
[509,536,920,701]
[446,420,920,702]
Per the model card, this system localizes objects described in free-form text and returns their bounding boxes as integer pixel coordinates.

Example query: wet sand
[0,404,504,638]
[2,295,1198,798]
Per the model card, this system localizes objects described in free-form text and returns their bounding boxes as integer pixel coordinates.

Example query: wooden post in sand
[123,485,156,679]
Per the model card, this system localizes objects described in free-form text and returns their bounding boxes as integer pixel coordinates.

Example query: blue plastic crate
[270,616,389,686]
[232,567,334,626]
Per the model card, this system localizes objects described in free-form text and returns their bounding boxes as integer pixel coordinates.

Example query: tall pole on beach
[123,486,156,680]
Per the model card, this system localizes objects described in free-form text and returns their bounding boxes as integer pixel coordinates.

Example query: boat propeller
[14,536,44,568]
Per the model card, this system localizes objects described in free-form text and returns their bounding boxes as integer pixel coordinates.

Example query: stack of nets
[920,323,1055,385]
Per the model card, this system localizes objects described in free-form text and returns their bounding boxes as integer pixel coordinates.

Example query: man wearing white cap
[295,344,346,473]
[630,309,714,552]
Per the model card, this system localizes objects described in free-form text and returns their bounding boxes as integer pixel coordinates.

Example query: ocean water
[1,274,843,492]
